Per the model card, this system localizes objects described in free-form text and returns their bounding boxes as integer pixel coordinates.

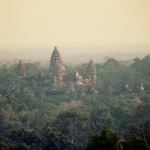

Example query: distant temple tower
[17,60,26,79]
[50,46,64,88]
[87,59,96,86]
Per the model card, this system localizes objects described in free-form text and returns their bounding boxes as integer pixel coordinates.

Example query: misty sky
[0,0,150,49]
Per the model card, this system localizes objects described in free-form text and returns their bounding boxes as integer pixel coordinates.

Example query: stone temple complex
[8,46,146,97]
[48,46,97,91]
[17,46,97,95]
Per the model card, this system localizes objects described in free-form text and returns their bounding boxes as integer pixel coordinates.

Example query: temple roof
[50,47,64,86]
[88,59,96,75]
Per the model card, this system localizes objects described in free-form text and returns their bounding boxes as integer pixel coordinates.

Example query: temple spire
[17,60,26,79]
[50,47,64,88]
[87,59,96,86]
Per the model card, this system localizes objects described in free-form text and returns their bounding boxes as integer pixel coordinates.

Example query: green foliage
[131,55,150,77]
[96,58,129,88]
[86,126,122,150]
[0,55,150,149]
[0,64,18,85]
[122,138,148,150]
[25,63,41,76]
[53,109,91,147]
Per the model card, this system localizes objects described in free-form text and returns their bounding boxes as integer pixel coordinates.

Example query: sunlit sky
[0,0,150,48]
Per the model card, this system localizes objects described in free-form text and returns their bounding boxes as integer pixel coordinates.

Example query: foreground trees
[86,127,122,150]
[86,126,150,150]
[0,55,150,149]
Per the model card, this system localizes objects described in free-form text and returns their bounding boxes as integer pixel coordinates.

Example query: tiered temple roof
[87,59,96,86]
[50,46,64,88]
[50,46,62,66]
[17,60,26,79]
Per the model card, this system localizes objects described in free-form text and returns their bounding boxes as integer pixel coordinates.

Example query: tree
[54,110,91,148]
[86,126,122,150]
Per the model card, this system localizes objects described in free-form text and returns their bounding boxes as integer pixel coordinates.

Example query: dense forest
[0,55,150,150]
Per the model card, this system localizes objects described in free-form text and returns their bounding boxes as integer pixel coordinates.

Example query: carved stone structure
[17,60,26,79]
[87,59,96,86]
[140,83,144,95]
[75,72,83,85]
[69,81,75,92]
[50,46,64,88]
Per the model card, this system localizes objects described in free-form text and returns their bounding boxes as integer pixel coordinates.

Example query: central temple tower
[87,59,96,86]
[17,60,26,79]
[50,46,64,88]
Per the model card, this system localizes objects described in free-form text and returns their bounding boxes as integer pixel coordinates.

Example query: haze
[0,0,150,64]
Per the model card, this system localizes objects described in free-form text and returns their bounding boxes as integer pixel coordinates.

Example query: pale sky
[0,0,150,48]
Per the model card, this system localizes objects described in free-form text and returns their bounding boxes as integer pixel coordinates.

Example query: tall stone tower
[17,60,26,79]
[50,46,64,88]
[87,59,96,86]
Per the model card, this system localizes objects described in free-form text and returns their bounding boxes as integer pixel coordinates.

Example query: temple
[87,59,96,86]
[50,46,64,88]
[16,46,97,96]
[17,60,26,79]
[2,46,146,98]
